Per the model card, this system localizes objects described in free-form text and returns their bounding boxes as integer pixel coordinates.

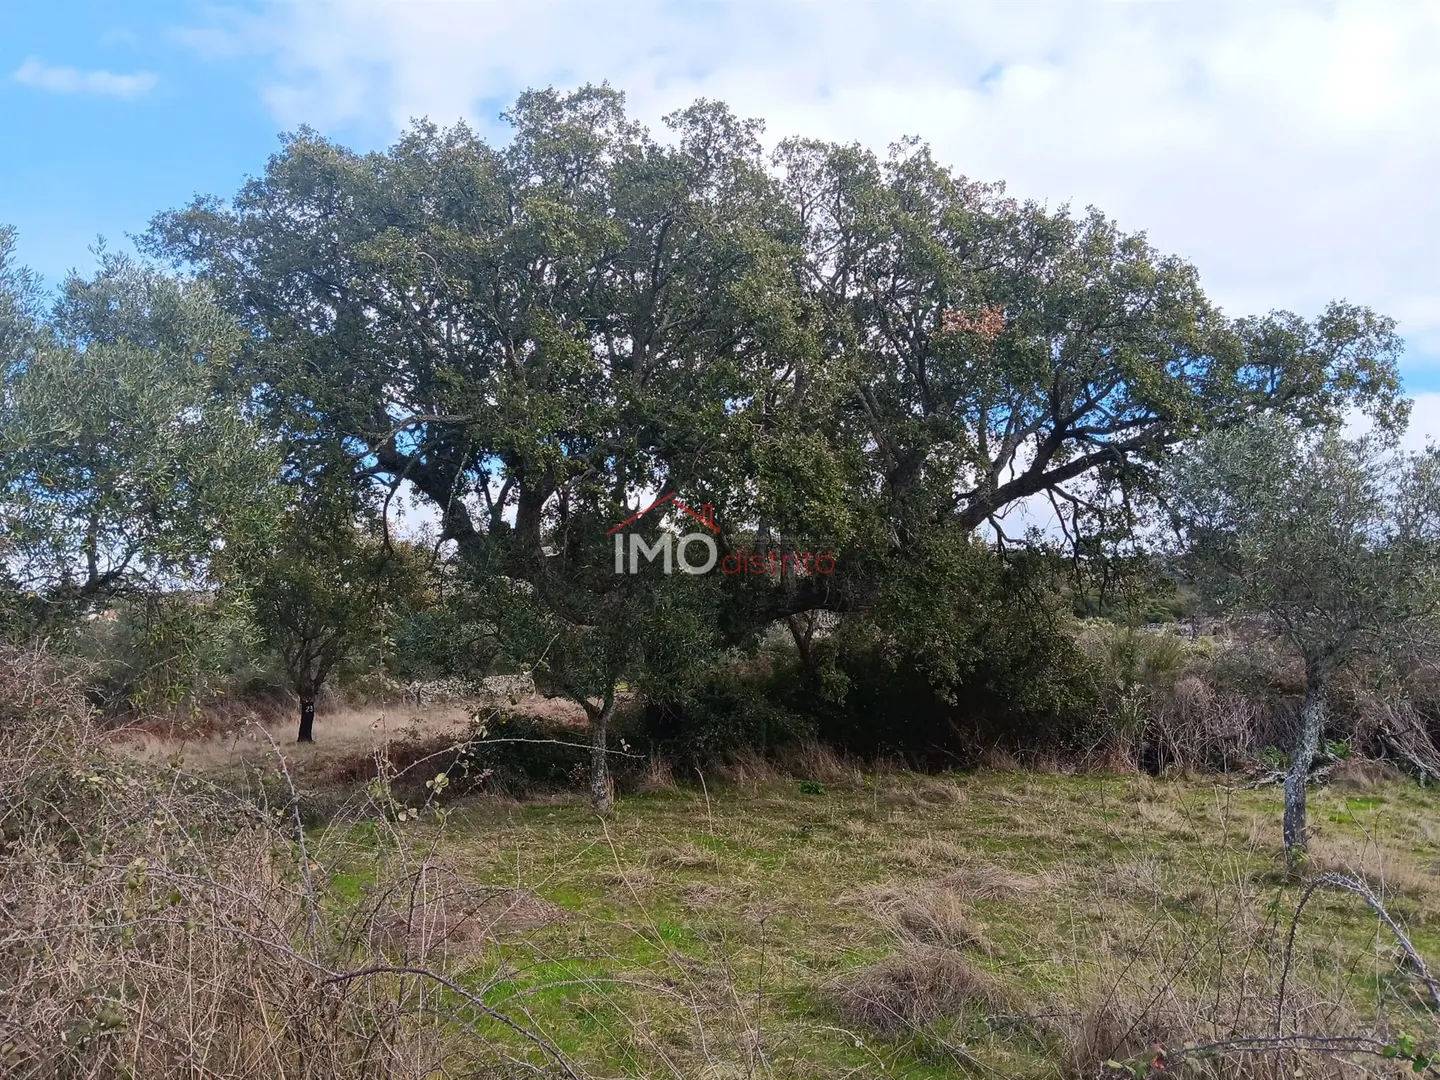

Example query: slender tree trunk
[586,690,617,814]
[297,699,316,744]
[1283,669,1325,873]
[786,613,816,679]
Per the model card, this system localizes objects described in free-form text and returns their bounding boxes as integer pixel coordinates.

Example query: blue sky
[2,2,265,282]
[4,0,1440,426]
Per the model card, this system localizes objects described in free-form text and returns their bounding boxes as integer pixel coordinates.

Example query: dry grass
[712,746,781,788]
[1308,832,1440,901]
[843,882,988,949]
[778,739,854,783]
[647,841,720,870]
[1328,757,1405,791]
[1057,961,1374,1080]
[827,945,1011,1034]
[637,755,677,793]
[110,701,474,774]
[882,834,970,872]
[936,861,1043,901]
[1099,855,1169,900]
[0,647,580,1079]
[370,877,568,962]
[1063,983,1197,1078]
[838,817,878,841]
[13,650,1440,1078]
[596,865,661,892]
[901,777,966,805]
[680,881,736,909]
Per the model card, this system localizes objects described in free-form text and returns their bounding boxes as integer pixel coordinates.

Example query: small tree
[232,491,421,743]
[1168,419,1440,870]
[472,502,724,814]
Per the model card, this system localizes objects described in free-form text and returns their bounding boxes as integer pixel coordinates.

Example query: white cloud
[12,58,158,99]
[198,0,1440,376]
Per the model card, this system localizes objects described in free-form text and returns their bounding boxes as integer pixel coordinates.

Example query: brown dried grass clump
[884,835,969,872]
[828,946,1012,1034]
[1308,834,1439,901]
[904,778,965,805]
[713,746,781,788]
[1060,977,1365,1080]
[1056,870,1379,1080]
[1099,856,1169,901]
[936,862,1043,901]
[638,755,677,793]
[1327,756,1403,791]
[597,865,661,892]
[780,740,853,784]
[843,882,987,950]
[1062,983,1196,1079]
[648,841,719,870]
[681,881,735,909]
[372,884,567,961]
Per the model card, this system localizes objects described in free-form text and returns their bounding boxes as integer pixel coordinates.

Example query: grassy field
[284,749,1440,1079]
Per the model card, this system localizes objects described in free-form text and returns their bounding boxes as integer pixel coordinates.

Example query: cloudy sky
[4,0,1438,442]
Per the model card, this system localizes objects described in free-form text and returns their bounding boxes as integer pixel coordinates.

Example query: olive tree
[1167,419,1440,870]
[0,241,278,623]
[470,490,725,813]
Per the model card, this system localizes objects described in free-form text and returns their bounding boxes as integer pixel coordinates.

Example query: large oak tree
[143,86,1406,782]
[147,87,1403,596]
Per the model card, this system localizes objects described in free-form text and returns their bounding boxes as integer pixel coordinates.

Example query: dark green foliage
[639,541,1101,765]
[1068,552,1194,624]
[145,85,1403,653]
[69,593,262,718]
[804,537,1100,760]
[0,576,39,645]
[388,602,495,682]
[226,487,430,722]
[0,247,278,618]
[449,711,593,796]
[641,655,817,764]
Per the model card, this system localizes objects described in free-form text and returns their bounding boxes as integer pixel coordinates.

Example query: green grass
[316,768,1440,1077]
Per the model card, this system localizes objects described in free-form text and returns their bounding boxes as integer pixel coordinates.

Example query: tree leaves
[0,250,279,617]
[1167,418,1440,675]
[139,85,1408,642]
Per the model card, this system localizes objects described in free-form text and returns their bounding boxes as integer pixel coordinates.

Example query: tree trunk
[786,613,816,679]
[587,692,616,815]
[1283,671,1325,873]
[297,699,316,744]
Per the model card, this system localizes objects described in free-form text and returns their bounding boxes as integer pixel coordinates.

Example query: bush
[451,708,591,795]
[641,655,816,764]
[66,593,270,721]
[796,539,1102,762]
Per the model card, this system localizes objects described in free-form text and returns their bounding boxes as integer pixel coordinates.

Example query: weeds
[10,642,1440,1077]
[0,645,573,1078]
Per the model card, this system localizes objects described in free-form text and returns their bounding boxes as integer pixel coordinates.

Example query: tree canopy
[0,245,278,620]
[0,84,1421,807]
[1167,418,1440,865]
[145,84,1407,643]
